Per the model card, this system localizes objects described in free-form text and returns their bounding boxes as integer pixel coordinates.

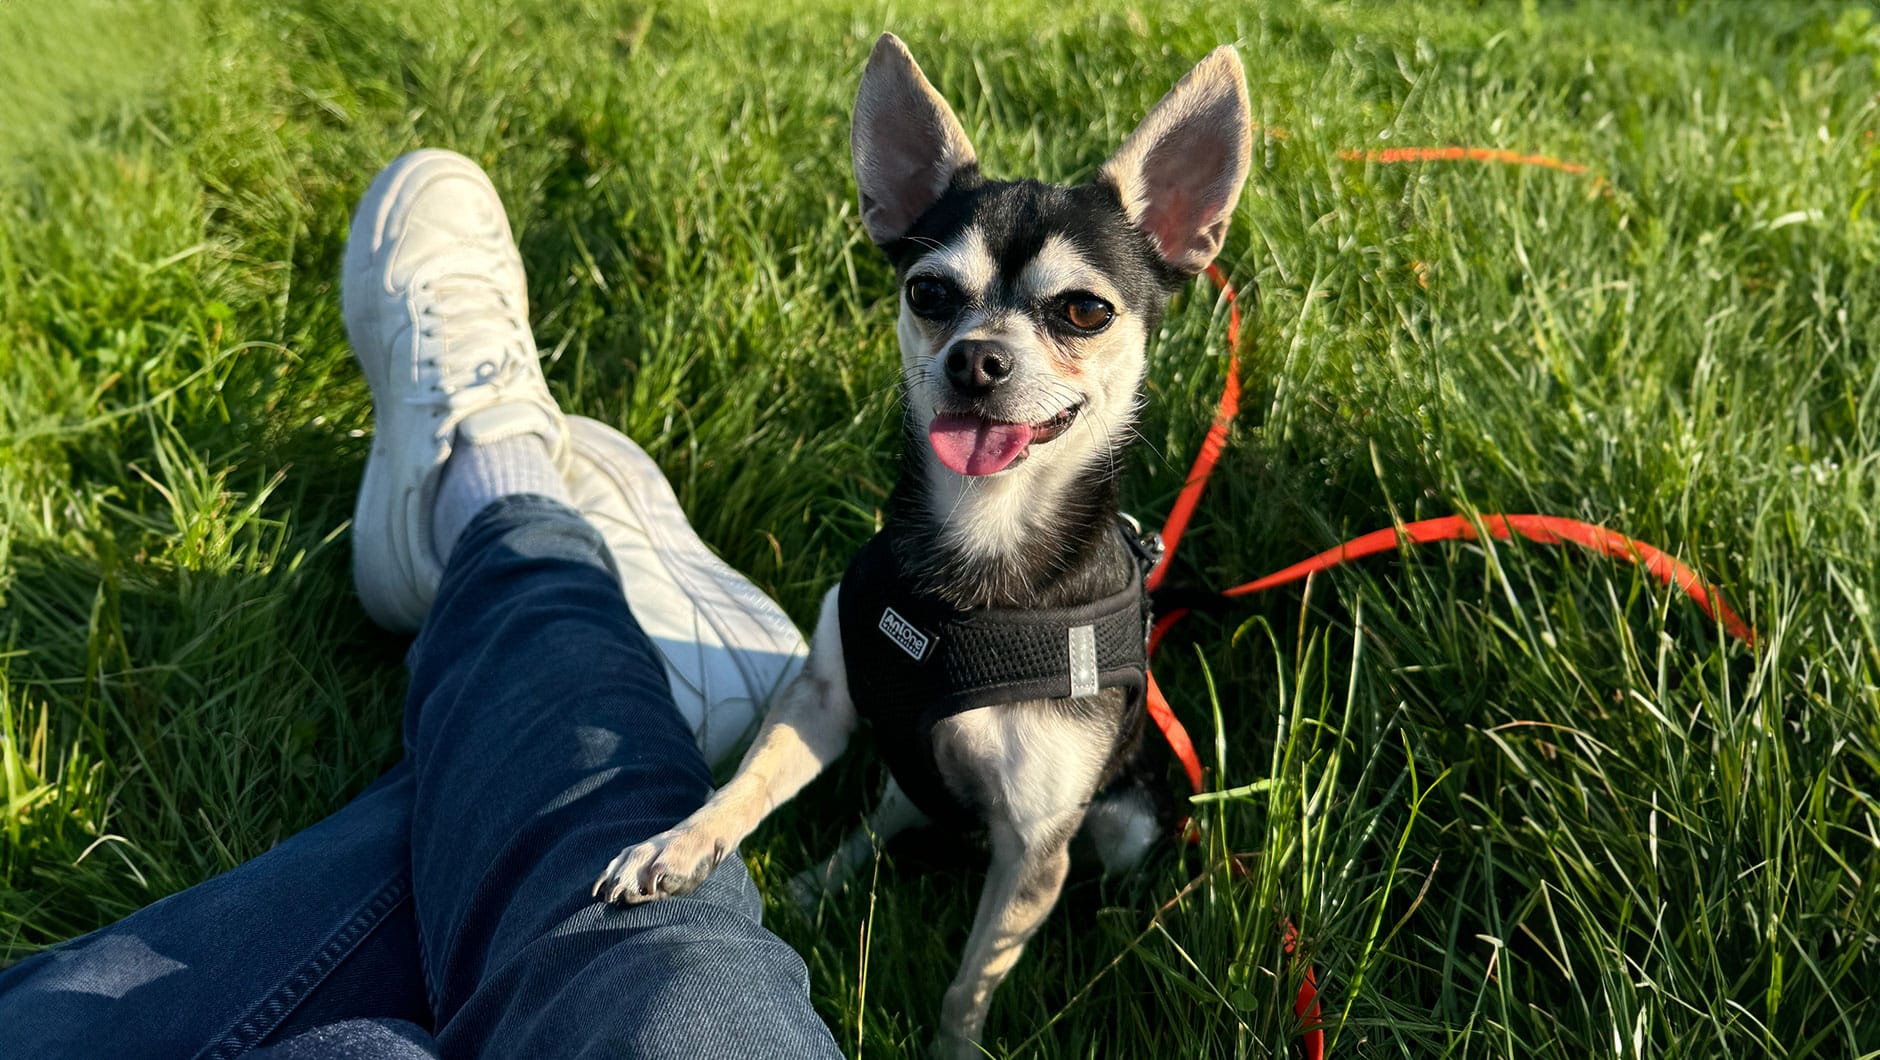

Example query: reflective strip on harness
[1068,625,1099,697]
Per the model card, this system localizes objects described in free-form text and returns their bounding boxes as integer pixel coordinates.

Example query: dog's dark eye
[1060,295,1114,333]
[905,277,955,317]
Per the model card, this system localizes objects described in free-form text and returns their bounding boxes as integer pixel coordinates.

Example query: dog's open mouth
[928,404,1082,476]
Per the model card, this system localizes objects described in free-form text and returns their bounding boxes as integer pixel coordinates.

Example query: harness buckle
[1118,512,1165,578]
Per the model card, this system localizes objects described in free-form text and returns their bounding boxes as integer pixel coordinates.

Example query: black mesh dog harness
[836,522,1155,826]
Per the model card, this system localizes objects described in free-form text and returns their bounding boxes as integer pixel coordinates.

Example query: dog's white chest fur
[931,698,1123,843]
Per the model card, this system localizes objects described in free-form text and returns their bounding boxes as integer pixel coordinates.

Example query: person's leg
[404,497,837,1058]
[0,766,436,1059]
[343,149,836,1059]
[0,141,828,1060]
[249,1018,439,1060]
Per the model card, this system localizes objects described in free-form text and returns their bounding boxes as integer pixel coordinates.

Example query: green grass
[3,0,1878,1055]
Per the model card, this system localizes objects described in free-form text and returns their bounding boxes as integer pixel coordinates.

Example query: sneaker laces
[407,263,537,416]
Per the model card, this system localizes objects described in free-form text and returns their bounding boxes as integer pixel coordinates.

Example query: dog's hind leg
[1081,781,1164,877]
[788,776,928,908]
[595,587,855,904]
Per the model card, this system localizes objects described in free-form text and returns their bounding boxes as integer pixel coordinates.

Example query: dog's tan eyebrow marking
[1015,235,1120,305]
[908,225,995,298]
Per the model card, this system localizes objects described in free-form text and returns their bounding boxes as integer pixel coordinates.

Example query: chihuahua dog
[595,33,1251,1057]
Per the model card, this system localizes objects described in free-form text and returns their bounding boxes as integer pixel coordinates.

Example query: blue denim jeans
[0,497,842,1059]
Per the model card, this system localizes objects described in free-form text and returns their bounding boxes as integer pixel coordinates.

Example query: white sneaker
[343,149,568,632]
[564,416,809,767]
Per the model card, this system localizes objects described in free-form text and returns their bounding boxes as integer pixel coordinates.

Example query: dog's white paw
[592,827,728,905]
[785,867,831,912]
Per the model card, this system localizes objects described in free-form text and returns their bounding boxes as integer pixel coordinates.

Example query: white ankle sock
[431,431,569,562]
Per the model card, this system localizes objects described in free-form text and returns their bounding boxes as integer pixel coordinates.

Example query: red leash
[1142,265,1754,1060]
[1336,145,1591,175]
[1144,264,1242,596]
[1218,513,1753,643]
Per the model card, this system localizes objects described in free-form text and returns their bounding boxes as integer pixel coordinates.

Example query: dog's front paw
[592,827,729,905]
[785,867,832,912]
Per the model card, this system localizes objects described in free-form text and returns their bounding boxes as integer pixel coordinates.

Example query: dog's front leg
[595,588,855,904]
[934,819,1076,1059]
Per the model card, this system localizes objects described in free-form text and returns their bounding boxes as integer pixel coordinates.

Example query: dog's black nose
[944,340,1013,394]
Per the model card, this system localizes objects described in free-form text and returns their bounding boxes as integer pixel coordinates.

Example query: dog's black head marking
[850,33,1253,612]
[886,173,1187,338]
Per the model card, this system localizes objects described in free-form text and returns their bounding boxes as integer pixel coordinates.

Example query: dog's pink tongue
[928,414,1035,476]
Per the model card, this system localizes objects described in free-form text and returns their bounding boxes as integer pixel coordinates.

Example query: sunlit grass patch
[1,0,1876,1054]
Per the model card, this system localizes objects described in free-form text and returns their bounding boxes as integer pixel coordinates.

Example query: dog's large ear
[1100,46,1252,275]
[851,33,977,246]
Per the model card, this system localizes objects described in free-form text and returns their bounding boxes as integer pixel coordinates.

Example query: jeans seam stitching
[193,872,413,1060]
